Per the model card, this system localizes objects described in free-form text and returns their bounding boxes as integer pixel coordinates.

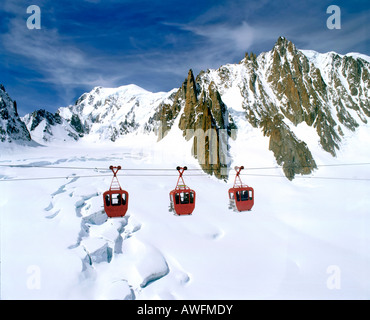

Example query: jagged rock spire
[0,85,32,143]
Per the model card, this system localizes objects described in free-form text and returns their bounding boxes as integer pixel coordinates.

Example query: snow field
[1,129,370,300]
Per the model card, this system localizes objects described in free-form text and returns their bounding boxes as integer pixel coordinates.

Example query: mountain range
[1,37,369,180]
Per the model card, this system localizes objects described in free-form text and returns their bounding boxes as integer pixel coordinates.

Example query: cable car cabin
[169,166,196,215]
[228,166,254,212]
[169,187,196,215]
[228,186,254,212]
[103,190,129,218]
[103,166,129,218]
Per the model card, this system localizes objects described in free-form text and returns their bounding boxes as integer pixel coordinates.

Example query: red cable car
[103,166,129,218]
[228,166,254,212]
[169,166,196,215]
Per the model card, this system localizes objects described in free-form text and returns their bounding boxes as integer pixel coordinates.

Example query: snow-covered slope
[58,84,177,142]
[1,127,369,299]
[18,85,177,146]
[22,109,81,144]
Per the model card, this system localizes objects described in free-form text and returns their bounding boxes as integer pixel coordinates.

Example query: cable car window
[241,190,249,201]
[229,192,234,199]
[175,193,180,204]
[190,192,194,204]
[236,191,240,201]
[111,194,120,206]
[110,193,126,206]
[180,192,190,204]
[105,194,111,206]
[249,190,253,200]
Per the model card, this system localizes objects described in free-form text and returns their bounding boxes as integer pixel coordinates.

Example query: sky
[0,0,369,116]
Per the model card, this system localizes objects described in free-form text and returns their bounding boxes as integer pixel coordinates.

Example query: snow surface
[58,85,178,143]
[301,49,370,65]
[1,123,369,300]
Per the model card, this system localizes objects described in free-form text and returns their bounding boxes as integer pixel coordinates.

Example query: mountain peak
[276,36,289,45]
[273,36,297,56]
[275,36,291,47]
[0,85,32,143]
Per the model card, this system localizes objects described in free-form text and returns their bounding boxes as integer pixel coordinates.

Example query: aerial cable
[0,164,109,171]
[0,162,369,182]
[0,172,369,182]
[0,173,207,182]
[243,173,370,181]
[0,162,370,171]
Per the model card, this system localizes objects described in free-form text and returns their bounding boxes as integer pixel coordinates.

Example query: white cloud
[4,19,91,84]
[1,13,132,107]
[181,21,256,52]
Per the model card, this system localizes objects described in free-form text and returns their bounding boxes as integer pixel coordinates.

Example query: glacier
[1,123,369,299]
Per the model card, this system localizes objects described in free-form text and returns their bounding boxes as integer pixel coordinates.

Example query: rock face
[166,70,237,178]
[22,109,81,143]
[152,36,369,180]
[0,84,32,143]
[260,114,317,179]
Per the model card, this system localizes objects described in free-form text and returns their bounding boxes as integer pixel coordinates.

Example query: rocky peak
[22,108,81,143]
[173,70,236,179]
[273,36,297,55]
[263,38,346,160]
[185,69,198,106]
[178,69,199,131]
[28,109,62,131]
[170,37,370,180]
[0,85,32,143]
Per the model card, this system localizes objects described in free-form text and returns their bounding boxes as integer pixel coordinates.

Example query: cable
[1,172,369,182]
[0,173,208,182]
[243,173,370,181]
[247,162,370,170]
[0,175,107,182]
[1,162,370,171]
[0,162,369,182]
[0,164,194,171]
[0,164,109,171]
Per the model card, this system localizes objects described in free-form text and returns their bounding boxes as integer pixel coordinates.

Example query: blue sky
[1,0,369,116]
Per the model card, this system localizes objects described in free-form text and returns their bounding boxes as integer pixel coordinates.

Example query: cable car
[103,165,129,218]
[169,166,196,215]
[228,166,254,212]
